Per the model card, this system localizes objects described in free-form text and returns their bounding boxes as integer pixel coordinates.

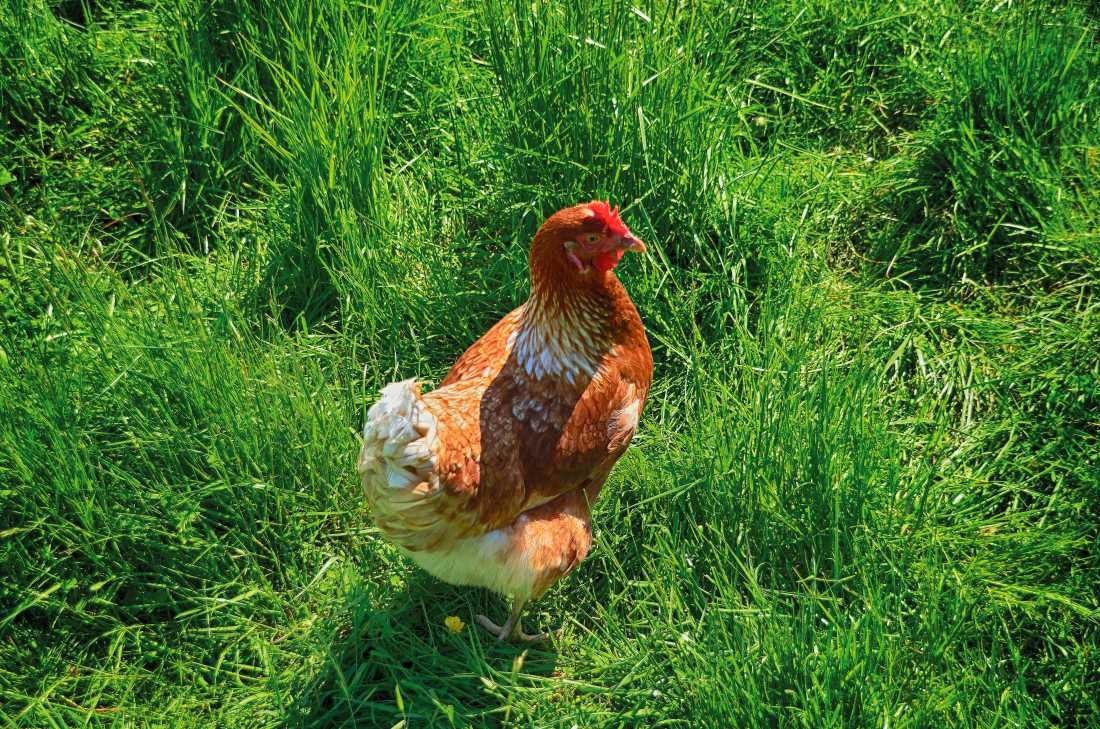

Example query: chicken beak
[620,234,646,253]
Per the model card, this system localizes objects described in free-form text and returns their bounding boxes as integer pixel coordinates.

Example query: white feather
[359,378,437,492]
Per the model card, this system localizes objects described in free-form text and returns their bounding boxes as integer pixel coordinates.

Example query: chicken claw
[476,601,551,643]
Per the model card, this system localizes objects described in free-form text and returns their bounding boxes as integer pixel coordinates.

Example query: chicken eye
[581,233,600,245]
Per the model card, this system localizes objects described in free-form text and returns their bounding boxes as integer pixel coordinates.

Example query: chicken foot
[476,600,550,642]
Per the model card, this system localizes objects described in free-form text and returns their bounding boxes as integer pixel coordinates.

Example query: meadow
[1,0,1098,726]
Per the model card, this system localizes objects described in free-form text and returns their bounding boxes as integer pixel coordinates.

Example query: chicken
[357,202,652,641]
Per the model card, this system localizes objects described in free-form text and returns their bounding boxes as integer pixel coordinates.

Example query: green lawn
[2,0,1098,726]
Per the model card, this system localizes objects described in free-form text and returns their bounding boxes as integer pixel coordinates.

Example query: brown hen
[357,202,652,641]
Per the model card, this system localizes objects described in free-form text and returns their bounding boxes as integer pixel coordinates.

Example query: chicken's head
[531,201,646,280]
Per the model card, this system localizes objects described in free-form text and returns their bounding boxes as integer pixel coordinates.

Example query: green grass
[2,0,1098,726]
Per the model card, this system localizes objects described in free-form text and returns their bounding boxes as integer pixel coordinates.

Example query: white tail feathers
[358,379,437,495]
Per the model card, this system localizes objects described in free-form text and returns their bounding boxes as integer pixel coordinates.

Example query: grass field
[2,0,1098,726]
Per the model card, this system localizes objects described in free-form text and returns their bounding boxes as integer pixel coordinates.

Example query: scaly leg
[476,599,549,642]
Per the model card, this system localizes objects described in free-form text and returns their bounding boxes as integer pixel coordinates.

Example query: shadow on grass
[286,570,559,728]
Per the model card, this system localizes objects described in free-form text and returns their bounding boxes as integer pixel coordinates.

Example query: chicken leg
[476,600,549,642]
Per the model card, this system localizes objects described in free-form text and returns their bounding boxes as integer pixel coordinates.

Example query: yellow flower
[444,615,465,633]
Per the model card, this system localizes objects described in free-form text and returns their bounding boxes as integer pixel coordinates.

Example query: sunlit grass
[1,0,1097,726]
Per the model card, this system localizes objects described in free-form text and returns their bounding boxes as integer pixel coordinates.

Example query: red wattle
[593,250,624,273]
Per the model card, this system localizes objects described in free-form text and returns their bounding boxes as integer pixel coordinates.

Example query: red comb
[587,201,630,238]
